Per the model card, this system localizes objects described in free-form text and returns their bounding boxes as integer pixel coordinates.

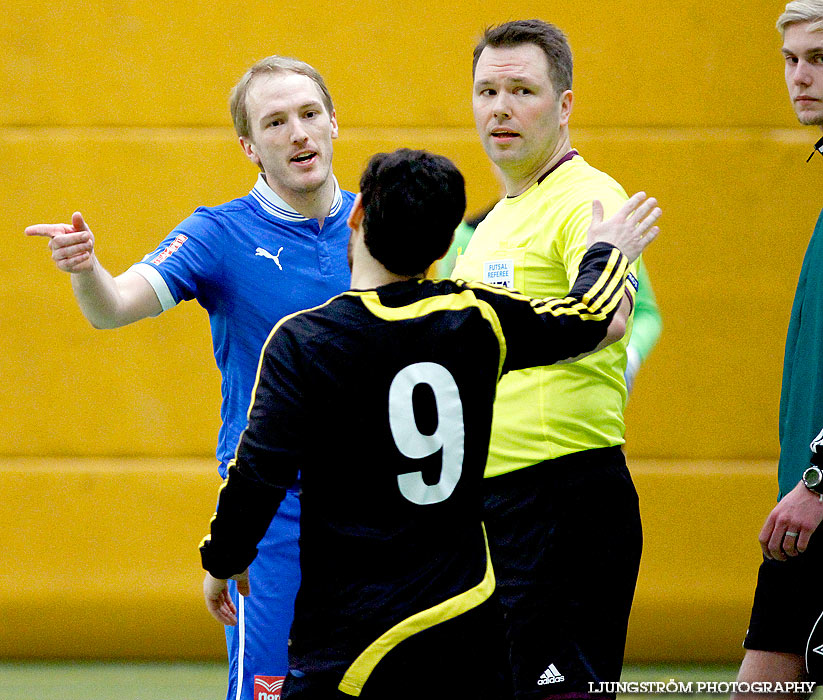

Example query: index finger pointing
[24,223,74,239]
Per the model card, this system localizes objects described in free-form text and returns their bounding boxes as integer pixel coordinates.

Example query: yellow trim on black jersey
[581,248,624,309]
[245,295,343,425]
[201,293,342,559]
[355,287,508,381]
[587,251,628,313]
[459,245,627,322]
[337,524,495,697]
[199,472,231,549]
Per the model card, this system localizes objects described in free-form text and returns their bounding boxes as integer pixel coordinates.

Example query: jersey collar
[250,173,344,222]
[504,150,579,200]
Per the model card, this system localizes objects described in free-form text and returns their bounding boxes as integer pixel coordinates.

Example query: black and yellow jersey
[201,242,629,696]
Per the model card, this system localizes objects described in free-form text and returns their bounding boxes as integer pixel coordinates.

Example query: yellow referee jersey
[451,154,637,477]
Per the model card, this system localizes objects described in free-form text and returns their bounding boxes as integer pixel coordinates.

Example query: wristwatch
[802,465,823,494]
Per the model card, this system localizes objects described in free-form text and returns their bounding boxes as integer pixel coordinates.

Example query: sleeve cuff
[130,263,177,312]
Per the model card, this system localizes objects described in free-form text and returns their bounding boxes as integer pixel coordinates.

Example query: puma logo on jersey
[256,246,284,270]
[537,664,565,685]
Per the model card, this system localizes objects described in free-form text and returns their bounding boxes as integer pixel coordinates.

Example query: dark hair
[472,19,573,94]
[359,149,466,276]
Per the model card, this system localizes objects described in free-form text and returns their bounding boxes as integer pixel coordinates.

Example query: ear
[329,109,339,140]
[558,89,573,127]
[239,135,262,168]
[347,193,364,231]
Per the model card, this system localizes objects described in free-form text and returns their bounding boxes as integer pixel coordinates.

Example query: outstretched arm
[590,193,661,347]
[472,192,662,370]
[26,212,162,328]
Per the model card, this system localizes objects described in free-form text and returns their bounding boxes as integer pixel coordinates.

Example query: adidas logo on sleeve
[538,664,565,685]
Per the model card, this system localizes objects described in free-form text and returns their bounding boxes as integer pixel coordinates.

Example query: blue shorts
[224,488,301,700]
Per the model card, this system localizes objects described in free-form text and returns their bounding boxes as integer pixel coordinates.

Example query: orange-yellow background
[2,0,816,662]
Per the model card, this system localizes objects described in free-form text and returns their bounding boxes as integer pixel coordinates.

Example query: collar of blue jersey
[250,173,344,222]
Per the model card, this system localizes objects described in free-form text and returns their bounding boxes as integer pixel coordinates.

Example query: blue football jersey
[133,174,355,475]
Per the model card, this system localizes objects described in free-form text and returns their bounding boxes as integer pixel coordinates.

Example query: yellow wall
[2,0,812,662]
[7,0,818,458]
[0,457,775,662]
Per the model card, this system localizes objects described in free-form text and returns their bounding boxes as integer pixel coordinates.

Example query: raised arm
[556,193,661,361]
[26,212,162,328]
[586,192,661,264]
[473,192,661,370]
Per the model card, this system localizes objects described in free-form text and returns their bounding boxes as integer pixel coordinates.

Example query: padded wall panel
[7,127,820,457]
[0,458,776,662]
[0,459,225,658]
[1,1,793,128]
[626,460,776,662]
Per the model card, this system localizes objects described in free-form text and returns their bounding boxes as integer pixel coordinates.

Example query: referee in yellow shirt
[453,20,647,699]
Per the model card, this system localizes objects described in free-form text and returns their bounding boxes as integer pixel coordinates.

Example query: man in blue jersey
[26,56,355,700]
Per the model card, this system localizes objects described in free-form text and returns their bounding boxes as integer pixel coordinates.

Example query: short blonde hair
[229,56,334,139]
[777,0,823,34]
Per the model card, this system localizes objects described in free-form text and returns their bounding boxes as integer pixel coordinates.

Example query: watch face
[805,466,823,489]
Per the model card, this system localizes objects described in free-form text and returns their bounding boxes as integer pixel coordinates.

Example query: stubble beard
[795,105,823,126]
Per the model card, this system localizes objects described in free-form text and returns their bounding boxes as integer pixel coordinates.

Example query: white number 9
[388,362,465,505]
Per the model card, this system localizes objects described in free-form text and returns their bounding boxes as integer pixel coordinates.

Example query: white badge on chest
[483,259,515,288]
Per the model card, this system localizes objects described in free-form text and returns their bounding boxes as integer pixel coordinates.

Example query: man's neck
[350,267,420,290]
[347,224,425,289]
[502,131,572,197]
[349,244,422,290]
[264,174,336,225]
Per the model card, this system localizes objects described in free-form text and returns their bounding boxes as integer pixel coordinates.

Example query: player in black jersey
[200,148,660,700]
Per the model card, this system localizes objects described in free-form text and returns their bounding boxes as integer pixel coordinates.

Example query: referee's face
[472,43,572,193]
[241,71,339,199]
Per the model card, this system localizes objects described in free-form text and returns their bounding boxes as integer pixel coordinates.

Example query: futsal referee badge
[483,259,515,288]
